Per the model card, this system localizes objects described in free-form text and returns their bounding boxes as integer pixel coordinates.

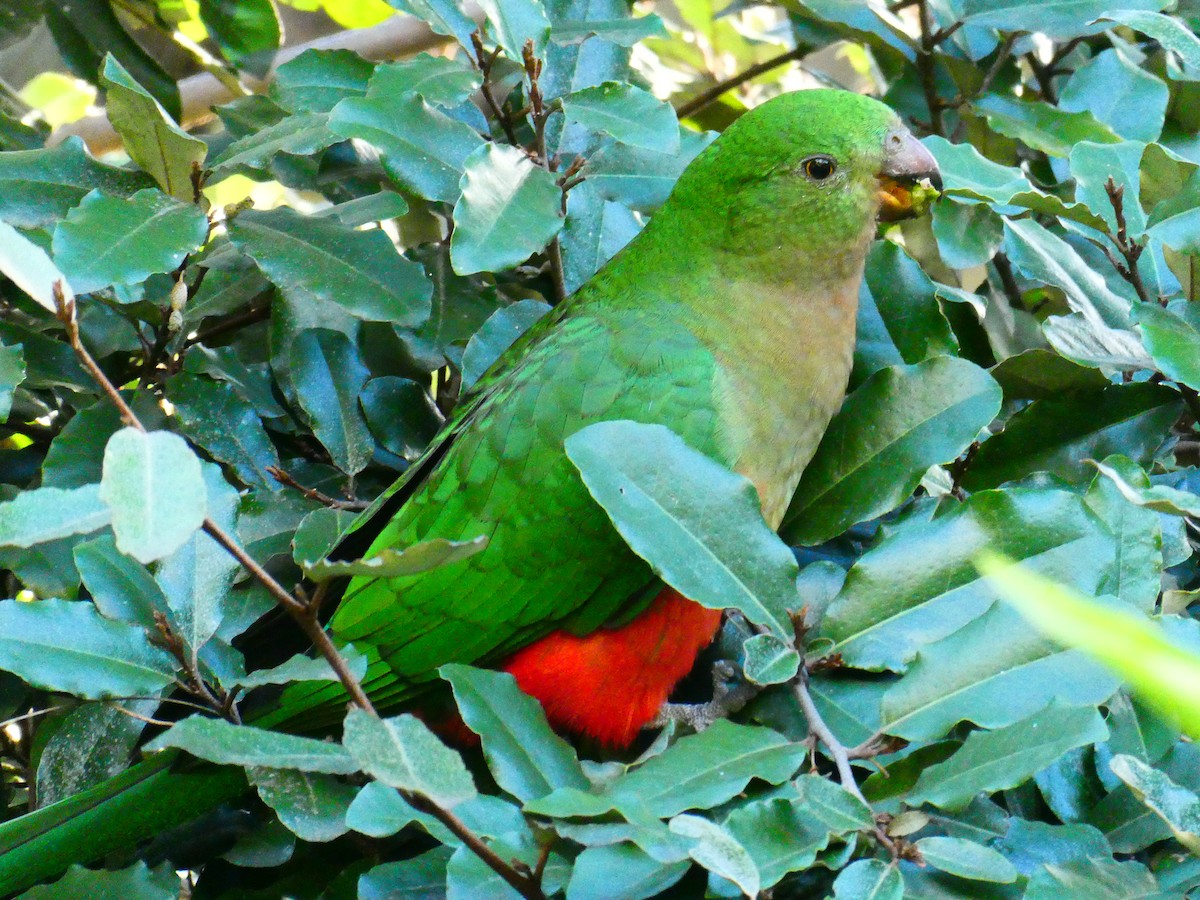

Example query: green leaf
[36,702,152,806]
[99,428,207,564]
[100,55,206,200]
[1069,141,1148,237]
[566,843,688,900]
[722,797,834,890]
[319,190,410,227]
[271,48,374,112]
[552,15,667,46]
[1024,857,1160,899]
[881,600,1121,741]
[451,144,565,276]
[288,329,374,476]
[169,374,280,491]
[20,862,179,900]
[1060,51,1167,144]
[1147,170,1200,254]
[931,201,1003,269]
[248,768,356,843]
[329,93,485,203]
[360,376,441,462]
[1136,300,1200,391]
[0,220,73,313]
[0,341,24,421]
[74,533,165,627]
[304,535,487,578]
[51,189,208,295]
[1085,458,1161,612]
[607,721,804,817]
[562,83,679,153]
[785,358,1001,546]
[962,383,1180,491]
[1042,312,1153,371]
[227,206,431,325]
[923,135,1105,230]
[988,348,1109,401]
[367,54,482,108]
[478,0,550,60]
[0,138,152,229]
[741,633,800,686]
[199,0,281,74]
[155,462,239,659]
[1097,11,1200,80]
[972,94,1120,158]
[343,708,477,807]
[460,299,550,389]
[385,0,479,51]
[209,112,338,177]
[145,716,358,773]
[908,704,1108,811]
[1089,457,1200,518]
[360,848,453,900]
[915,836,1018,883]
[668,814,759,899]
[440,664,588,802]
[560,181,641,293]
[236,646,369,690]
[565,420,797,639]
[960,0,1168,40]
[818,488,1115,672]
[0,484,110,548]
[0,598,175,698]
[861,241,959,366]
[1003,218,1133,330]
[1109,753,1200,853]
[978,555,1200,740]
[832,859,902,900]
[586,129,715,211]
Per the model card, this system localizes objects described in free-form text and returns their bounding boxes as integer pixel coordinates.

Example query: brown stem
[915,0,946,136]
[1103,176,1153,305]
[60,281,545,900]
[472,32,520,145]
[675,45,806,120]
[55,285,141,429]
[267,466,369,511]
[405,792,547,899]
[522,40,567,303]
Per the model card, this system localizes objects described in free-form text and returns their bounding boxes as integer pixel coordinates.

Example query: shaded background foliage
[2,0,1200,897]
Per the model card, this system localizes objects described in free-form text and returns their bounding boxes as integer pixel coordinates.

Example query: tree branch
[675,45,807,120]
[55,284,545,900]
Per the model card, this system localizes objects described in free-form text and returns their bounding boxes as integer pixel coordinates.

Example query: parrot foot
[648,660,759,734]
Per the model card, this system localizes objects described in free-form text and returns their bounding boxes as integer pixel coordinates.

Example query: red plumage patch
[502,588,723,747]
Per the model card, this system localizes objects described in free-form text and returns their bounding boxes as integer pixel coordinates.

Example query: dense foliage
[2,0,1200,897]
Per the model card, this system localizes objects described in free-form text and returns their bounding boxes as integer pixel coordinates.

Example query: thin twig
[523,40,567,303]
[267,466,370,511]
[57,284,547,900]
[915,0,946,136]
[793,669,866,803]
[675,45,806,120]
[405,792,547,899]
[1103,176,1153,305]
[472,32,520,145]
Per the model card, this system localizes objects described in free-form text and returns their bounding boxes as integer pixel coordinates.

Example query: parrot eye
[802,156,837,181]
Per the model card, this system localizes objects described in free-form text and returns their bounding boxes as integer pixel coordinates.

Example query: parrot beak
[876,128,942,221]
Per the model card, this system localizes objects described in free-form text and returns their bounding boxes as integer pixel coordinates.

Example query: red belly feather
[501,588,723,747]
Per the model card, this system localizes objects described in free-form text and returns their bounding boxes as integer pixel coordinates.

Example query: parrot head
[663,88,941,263]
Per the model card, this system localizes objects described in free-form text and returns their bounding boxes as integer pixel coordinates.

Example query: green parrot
[0,88,938,892]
